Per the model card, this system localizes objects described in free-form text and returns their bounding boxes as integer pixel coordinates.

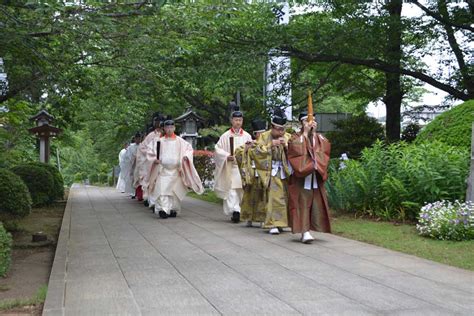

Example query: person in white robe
[123,133,141,198]
[116,143,128,193]
[213,105,252,223]
[148,118,204,218]
[143,113,164,208]
[131,132,145,201]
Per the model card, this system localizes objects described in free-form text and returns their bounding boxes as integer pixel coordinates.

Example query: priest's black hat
[163,115,174,126]
[298,111,308,122]
[152,112,162,122]
[251,119,267,133]
[271,108,287,127]
[230,102,243,118]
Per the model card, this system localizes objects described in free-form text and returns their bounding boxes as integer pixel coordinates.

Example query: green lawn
[331,215,474,271]
[187,190,223,204]
[187,190,474,271]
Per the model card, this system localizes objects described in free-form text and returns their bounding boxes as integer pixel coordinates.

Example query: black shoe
[231,211,240,223]
[169,211,177,218]
[143,200,149,207]
[158,211,169,219]
[131,196,136,199]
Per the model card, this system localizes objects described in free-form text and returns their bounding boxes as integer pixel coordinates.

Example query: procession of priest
[117,98,331,244]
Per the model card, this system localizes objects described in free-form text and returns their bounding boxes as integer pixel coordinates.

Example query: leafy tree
[325,114,385,159]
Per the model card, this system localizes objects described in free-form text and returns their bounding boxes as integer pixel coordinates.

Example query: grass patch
[10,202,65,247]
[0,285,47,311]
[332,215,474,271]
[187,189,222,204]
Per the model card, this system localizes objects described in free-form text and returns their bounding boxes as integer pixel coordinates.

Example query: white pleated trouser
[223,189,243,215]
[155,195,181,215]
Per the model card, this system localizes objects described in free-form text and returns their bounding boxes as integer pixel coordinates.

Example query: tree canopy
[1,1,472,181]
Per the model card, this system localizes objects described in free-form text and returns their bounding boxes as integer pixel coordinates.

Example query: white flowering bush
[417,201,474,241]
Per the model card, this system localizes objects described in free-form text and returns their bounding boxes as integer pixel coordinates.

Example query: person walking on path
[287,111,332,243]
[148,118,204,218]
[213,105,252,223]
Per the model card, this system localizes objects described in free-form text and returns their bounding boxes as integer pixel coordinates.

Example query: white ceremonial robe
[123,143,138,195]
[214,129,252,215]
[133,141,148,197]
[116,148,127,192]
[149,135,204,214]
[142,130,161,205]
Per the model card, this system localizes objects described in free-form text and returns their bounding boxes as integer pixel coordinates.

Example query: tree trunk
[384,0,403,142]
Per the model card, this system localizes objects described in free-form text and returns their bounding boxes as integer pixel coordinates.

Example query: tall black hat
[163,115,174,126]
[230,101,243,118]
[152,112,163,128]
[251,118,267,133]
[271,108,287,127]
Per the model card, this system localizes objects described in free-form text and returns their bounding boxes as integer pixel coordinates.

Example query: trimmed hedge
[0,168,32,219]
[0,222,12,277]
[25,162,64,200]
[416,100,474,149]
[11,164,55,207]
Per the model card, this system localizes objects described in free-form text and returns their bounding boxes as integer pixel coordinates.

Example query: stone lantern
[28,109,62,163]
[175,106,205,149]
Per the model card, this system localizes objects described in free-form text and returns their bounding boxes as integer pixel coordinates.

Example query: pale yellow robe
[214,129,252,215]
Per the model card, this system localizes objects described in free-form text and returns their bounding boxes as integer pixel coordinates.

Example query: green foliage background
[327,141,470,221]
[0,1,472,188]
[416,101,474,149]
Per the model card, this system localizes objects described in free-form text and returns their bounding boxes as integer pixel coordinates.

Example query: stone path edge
[42,185,75,316]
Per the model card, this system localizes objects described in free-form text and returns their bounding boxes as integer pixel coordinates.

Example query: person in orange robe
[287,111,332,243]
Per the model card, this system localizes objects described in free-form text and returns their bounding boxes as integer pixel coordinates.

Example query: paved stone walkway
[43,184,473,315]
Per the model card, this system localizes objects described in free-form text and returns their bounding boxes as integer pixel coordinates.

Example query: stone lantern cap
[174,106,205,123]
[28,109,62,137]
[30,109,54,126]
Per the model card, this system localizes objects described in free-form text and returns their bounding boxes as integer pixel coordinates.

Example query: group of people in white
[117,107,332,243]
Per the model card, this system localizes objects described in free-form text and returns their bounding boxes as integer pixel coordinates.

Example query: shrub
[0,222,12,277]
[326,140,469,221]
[98,173,108,184]
[401,123,421,143]
[74,172,85,182]
[89,173,99,184]
[326,113,385,159]
[417,201,474,241]
[193,150,215,188]
[11,164,55,207]
[108,175,115,187]
[416,100,474,149]
[0,168,32,219]
[25,162,64,200]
